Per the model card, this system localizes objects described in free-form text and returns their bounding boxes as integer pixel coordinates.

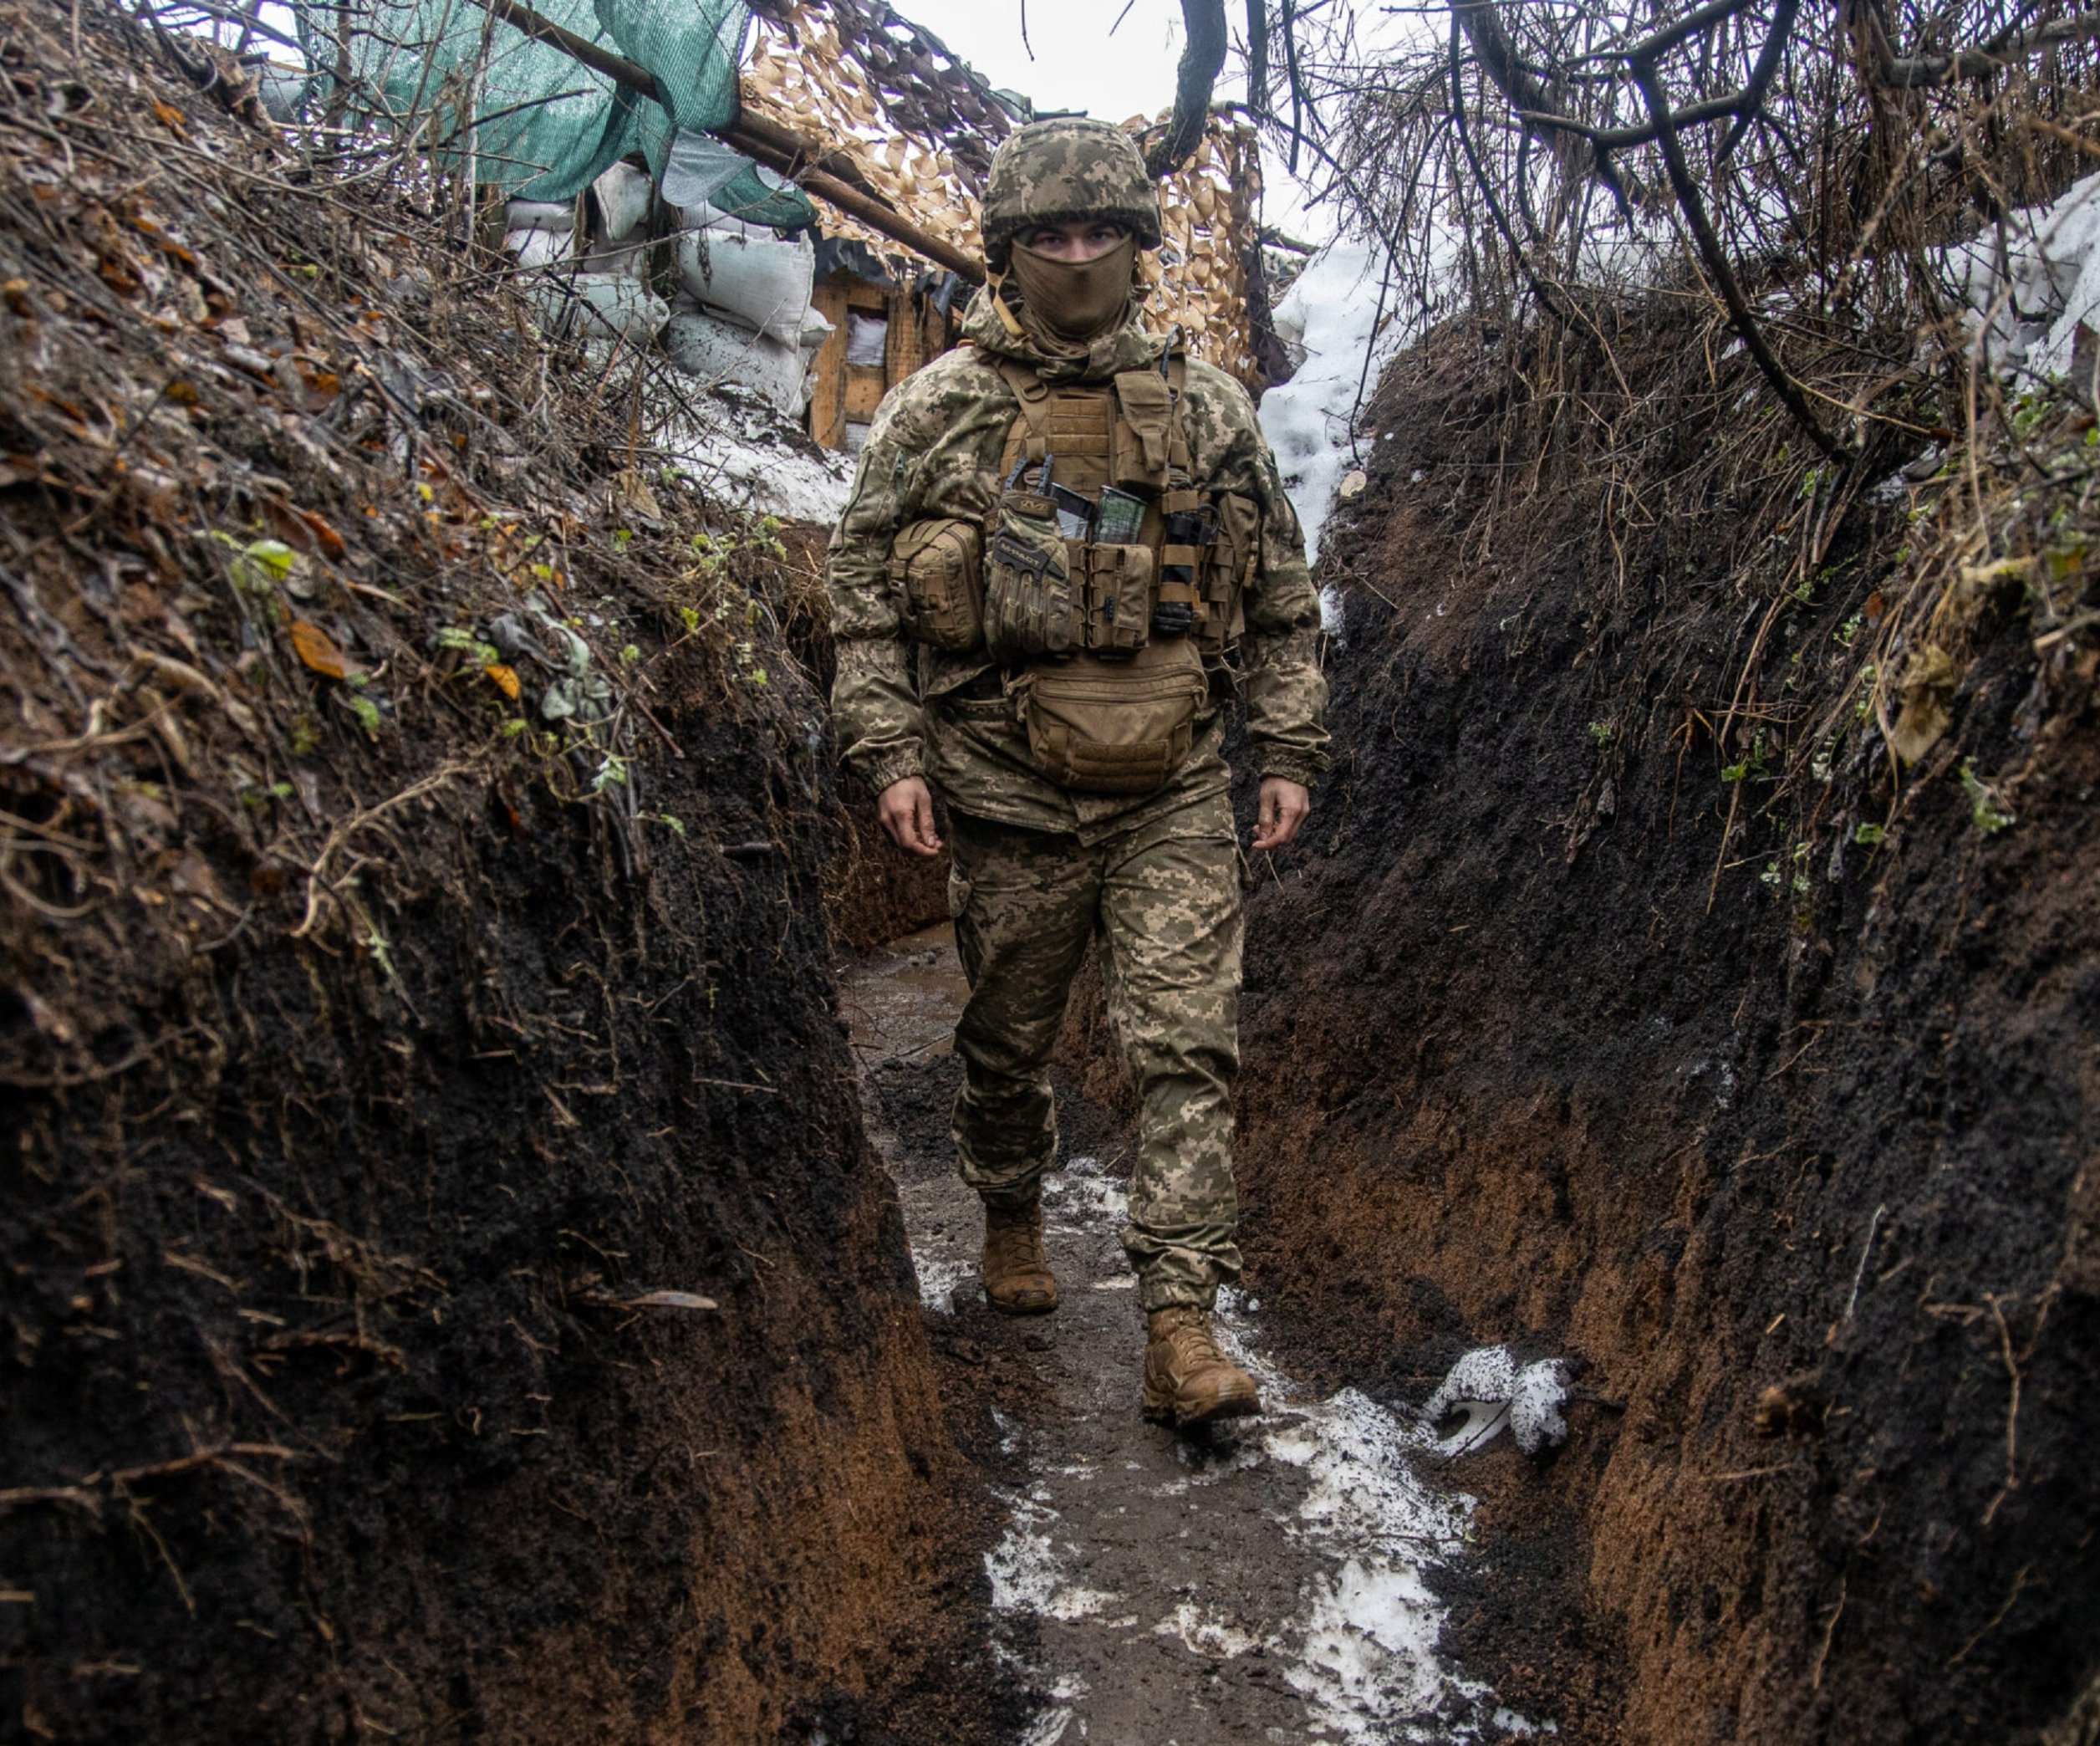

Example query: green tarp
[293,0,813,222]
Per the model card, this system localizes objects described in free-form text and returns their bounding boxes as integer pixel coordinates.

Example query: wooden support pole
[460,0,984,283]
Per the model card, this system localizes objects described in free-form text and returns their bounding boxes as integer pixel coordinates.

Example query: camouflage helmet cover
[980,116,1164,270]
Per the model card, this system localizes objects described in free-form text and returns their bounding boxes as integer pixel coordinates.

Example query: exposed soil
[0,9,996,1739]
[1219,311,2100,1744]
[8,4,2097,1743]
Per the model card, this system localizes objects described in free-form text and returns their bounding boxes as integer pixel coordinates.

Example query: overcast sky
[891,0,1336,240]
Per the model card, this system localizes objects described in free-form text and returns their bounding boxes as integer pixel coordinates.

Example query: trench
[837,922,1562,1746]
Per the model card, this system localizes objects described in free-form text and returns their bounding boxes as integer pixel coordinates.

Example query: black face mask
[1007,234,1139,344]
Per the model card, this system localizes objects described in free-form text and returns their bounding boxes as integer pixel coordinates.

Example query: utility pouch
[1078,542,1154,656]
[889,518,984,654]
[1154,487,1213,640]
[983,489,1078,661]
[1012,636,1207,796]
[1111,370,1175,490]
[1200,491,1260,654]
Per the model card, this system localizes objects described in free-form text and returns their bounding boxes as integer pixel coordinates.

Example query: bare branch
[1148,0,1231,176]
[1872,7,2100,86]
[1629,53,1850,458]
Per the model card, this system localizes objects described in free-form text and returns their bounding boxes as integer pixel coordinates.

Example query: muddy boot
[1141,1306,1260,1427]
[981,1197,1058,1315]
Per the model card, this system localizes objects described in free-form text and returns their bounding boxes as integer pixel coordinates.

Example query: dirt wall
[0,8,988,1739]
[1230,309,2099,1743]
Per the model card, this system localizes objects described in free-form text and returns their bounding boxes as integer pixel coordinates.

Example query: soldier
[825,115,1328,1427]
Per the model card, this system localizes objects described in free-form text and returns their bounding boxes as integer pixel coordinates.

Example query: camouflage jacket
[825,285,1328,836]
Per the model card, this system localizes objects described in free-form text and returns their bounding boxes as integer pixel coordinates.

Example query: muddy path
[838,925,1557,1746]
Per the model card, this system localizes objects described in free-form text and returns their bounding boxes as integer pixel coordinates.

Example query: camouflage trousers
[946,794,1243,1311]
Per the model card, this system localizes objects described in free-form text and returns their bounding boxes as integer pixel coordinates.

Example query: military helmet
[980,116,1164,271]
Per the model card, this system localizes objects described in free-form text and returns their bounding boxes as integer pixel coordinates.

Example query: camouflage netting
[291,0,808,220]
[743,0,1269,387]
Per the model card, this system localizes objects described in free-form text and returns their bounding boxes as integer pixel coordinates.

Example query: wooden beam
[458,0,984,283]
[716,123,984,283]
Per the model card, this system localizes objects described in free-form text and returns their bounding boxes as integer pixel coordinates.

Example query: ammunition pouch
[1200,490,1258,654]
[1012,636,1207,796]
[889,518,984,654]
[1078,541,1154,656]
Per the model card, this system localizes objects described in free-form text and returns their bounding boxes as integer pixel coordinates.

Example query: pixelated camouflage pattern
[946,802,1243,1311]
[980,115,1164,269]
[824,284,1328,830]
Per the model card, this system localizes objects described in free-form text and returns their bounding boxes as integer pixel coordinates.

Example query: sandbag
[591,161,653,242]
[577,237,648,279]
[507,199,574,235]
[529,273,669,345]
[505,228,572,272]
[673,225,813,347]
[663,303,812,413]
[846,310,889,369]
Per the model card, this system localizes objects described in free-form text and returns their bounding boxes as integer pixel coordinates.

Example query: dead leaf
[288,618,348,679]
[149,100,186,134]
[610,467,663,522]
[1891,643,1957,764]
[169,851,231,911]
[264,498,349,560]
[482,662,520,700]
[617,1285,718,1310]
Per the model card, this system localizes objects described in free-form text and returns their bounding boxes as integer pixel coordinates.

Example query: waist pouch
[1012,636,1207,796]
[890,518,984,654]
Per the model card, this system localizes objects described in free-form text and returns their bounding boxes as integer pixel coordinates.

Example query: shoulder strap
[993,356,1055,466]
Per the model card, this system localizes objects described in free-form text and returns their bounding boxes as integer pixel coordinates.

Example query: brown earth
[1217,306,2100,1743]
[0,8,1002,1740]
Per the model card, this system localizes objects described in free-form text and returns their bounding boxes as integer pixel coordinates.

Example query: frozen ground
[838,925,1558,1745]
[655,382,854,524]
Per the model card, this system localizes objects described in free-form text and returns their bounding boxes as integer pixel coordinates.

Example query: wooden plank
[884,286,923,382]
[844,372,887,421]
[807,273,851,452]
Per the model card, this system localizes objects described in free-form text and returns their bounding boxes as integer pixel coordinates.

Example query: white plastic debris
[1419,1345,1570,1457]
[1946,168,2100,381]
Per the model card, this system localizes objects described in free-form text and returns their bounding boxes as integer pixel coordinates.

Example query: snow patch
[1287,1555,1471,1739]
[909,1248,971,1313]
[1258,242,1405,569]
[986,1498,1119,1622]
[655,386,853,525]
[1948,168,2100,381]
[1154,1600,1263,1659]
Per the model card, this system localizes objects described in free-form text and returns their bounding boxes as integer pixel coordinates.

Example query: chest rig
[986,354,1246,661]
[886,348,1260,796]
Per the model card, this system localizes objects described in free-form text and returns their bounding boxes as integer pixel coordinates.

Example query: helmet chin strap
[986,269,1029,340]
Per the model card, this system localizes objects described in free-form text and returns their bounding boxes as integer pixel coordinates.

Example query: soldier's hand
[877,777,944,859]
[1252,778,1310,851]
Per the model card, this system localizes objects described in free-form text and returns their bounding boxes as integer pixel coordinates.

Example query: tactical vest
[986,355,1251,661]
[889,349,1261,795]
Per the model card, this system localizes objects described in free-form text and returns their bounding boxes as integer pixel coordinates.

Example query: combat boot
[981,1197,1058,1315]
[1141,1306,1260,1427]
